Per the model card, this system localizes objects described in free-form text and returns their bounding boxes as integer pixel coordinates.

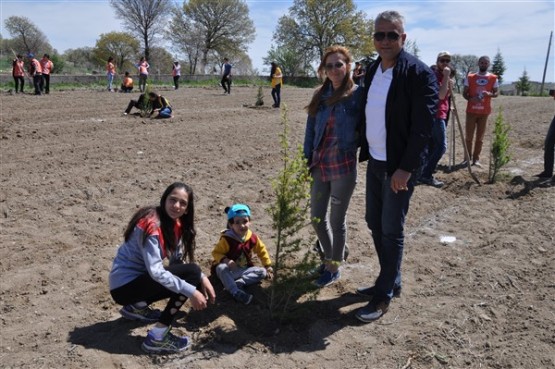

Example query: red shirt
[435,69,450,120]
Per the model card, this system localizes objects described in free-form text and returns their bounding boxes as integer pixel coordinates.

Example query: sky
[1,0,554,84]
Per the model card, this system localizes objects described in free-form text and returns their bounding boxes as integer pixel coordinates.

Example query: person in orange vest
[27,53,42,95]
[120,71,134,93]
[40,54,54,94]
[106,56,116,92]
[12,54,25,93]
[462,56,499,167]
[137,56,149,92]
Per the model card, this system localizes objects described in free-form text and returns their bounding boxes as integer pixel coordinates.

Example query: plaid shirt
[311,108,356,182]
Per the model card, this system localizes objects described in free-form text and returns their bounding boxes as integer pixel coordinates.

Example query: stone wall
[0,74,318,86]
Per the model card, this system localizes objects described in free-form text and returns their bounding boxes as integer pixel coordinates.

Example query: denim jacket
[303,85,363,165]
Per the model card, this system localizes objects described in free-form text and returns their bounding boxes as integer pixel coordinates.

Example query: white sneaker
[472,161,483,168]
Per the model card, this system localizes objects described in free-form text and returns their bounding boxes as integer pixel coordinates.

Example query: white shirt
[365,65,393,161]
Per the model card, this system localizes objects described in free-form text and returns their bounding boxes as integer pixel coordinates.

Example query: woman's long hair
[123,182,196,262]
[306,45,354,117]
[270,62,277,79]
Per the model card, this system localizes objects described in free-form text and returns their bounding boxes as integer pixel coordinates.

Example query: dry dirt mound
[1,87,553,369]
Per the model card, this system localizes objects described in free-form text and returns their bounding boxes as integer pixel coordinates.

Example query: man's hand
[390,169,411,193]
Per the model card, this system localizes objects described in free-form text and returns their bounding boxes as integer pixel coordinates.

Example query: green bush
[267,104,318,321]
[488,108,511,183]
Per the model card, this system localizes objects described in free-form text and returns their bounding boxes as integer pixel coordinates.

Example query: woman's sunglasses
[325,62,345,70]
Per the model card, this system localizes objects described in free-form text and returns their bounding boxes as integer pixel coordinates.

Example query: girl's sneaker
[314,270,340,288]
[120,304,161,323]
[309,263,326,277]
[142,329,191,354]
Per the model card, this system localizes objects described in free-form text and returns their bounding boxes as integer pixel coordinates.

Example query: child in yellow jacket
[211,204,273,305]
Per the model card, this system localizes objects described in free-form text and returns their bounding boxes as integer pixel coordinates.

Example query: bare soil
[1,86,554,369]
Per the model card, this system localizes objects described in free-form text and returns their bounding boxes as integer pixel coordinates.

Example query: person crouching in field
[123,92,172,118]
[148,92,173,118]
[120,71,134,93]
[211,204,273,305]
[109,182,216,354]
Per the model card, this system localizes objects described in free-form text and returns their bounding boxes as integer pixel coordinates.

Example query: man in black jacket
[355,10,438,322]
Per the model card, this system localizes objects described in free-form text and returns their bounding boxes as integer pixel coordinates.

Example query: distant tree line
[2,1,523,86]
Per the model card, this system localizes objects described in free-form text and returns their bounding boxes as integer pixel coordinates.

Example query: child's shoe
[232,289,253,305]
[314,270,340,288]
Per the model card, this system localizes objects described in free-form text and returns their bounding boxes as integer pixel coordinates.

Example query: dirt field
[1,86,554,369]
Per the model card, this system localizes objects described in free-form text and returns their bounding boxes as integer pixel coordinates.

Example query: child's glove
[265,266,274,281]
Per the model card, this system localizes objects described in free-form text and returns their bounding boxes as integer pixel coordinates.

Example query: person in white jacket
[109,182,215,354]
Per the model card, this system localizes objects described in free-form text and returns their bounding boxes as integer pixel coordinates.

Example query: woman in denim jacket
[304,45,363,288]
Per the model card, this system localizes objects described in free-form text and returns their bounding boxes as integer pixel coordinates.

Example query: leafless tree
[110,0,173,61]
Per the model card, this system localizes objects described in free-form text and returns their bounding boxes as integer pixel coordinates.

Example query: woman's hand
[200,276,216,304]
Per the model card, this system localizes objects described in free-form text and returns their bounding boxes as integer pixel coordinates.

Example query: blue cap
[27,53,34,58]
[225,204,251,220]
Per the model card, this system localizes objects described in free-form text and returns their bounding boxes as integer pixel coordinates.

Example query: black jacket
[359,49,438,175]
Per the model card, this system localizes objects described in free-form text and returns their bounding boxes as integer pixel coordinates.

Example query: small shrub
[139,85,152,118]
[255,86,264,106]
[488,108,511,183]
[268,104,318,321]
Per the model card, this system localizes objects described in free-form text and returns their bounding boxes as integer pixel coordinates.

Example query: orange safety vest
[466,72,498,115]
[138,61,149,75]
[122,76,133,87]
[106,62,116,75]
[30,58,42,75]
[13,59,25,77]
[40,59,53,75]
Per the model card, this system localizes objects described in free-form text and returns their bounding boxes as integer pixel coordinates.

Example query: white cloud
[407,1,554,82]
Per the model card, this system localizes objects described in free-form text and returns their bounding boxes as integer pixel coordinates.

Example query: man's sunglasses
[373,32,401,42]
[325,62,345,70]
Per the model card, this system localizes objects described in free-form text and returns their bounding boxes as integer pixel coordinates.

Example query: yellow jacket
[271,67,283,88]
[211,229,272,268]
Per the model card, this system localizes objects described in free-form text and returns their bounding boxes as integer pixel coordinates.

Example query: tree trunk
[143,33,150,61]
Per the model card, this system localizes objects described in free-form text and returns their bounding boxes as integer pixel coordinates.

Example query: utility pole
[540,30,553,96]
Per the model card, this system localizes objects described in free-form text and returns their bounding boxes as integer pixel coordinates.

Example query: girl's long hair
[123,182,196,262]
[306,45,354,117]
